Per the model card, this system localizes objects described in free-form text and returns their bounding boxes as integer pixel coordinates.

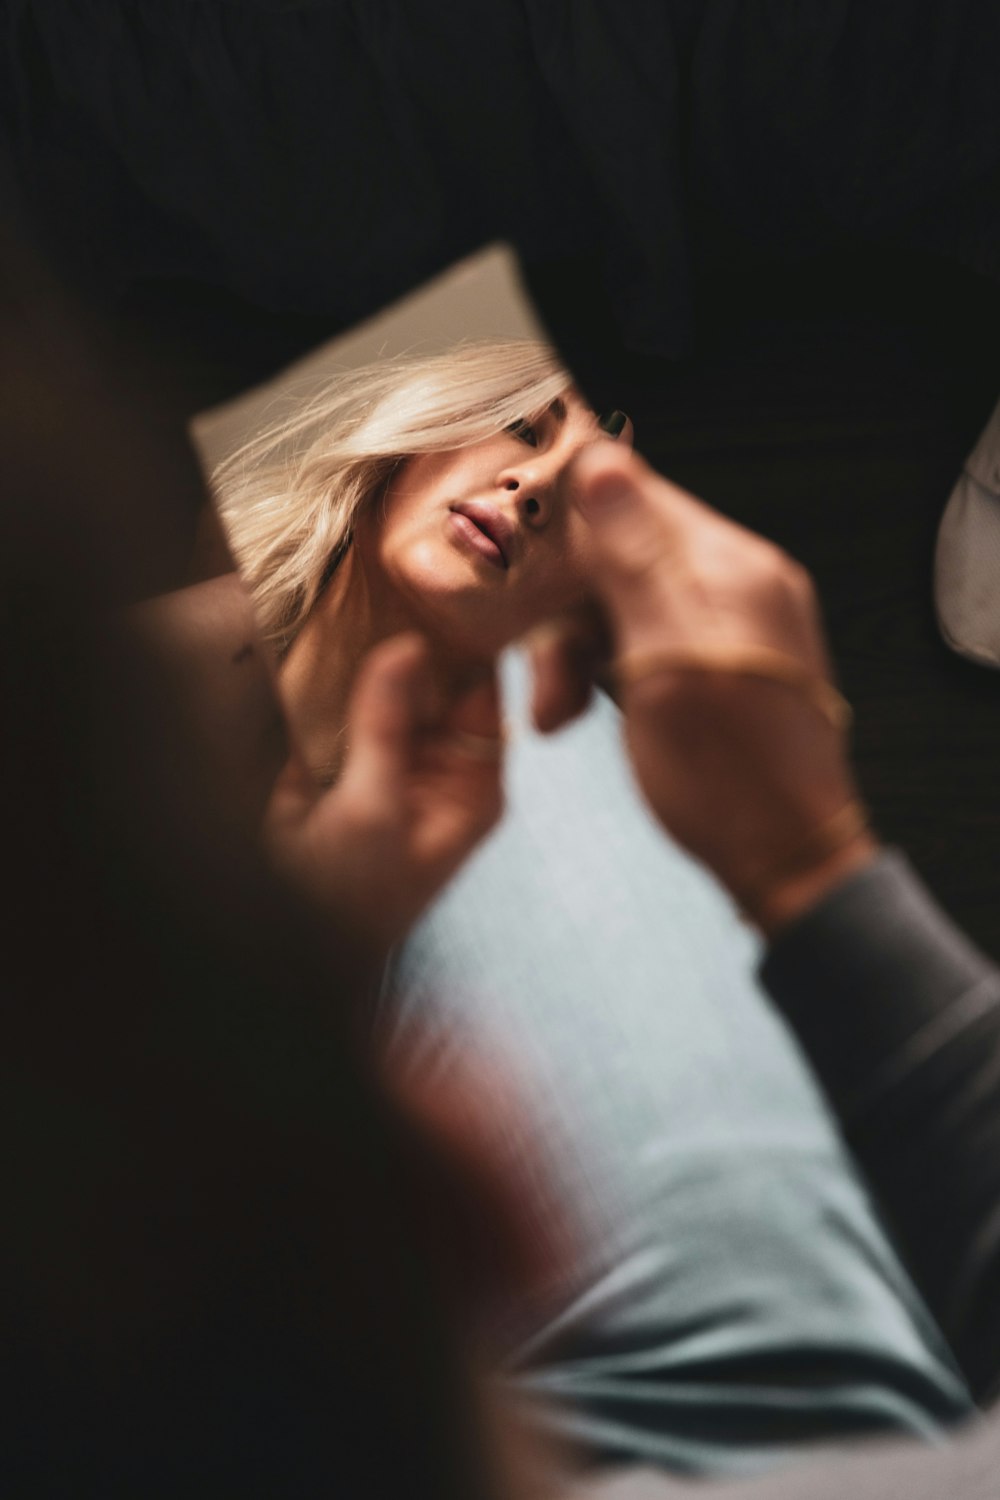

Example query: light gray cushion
[381,652,971,1477]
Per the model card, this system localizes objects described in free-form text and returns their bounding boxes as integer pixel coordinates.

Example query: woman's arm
[127,572,291,830]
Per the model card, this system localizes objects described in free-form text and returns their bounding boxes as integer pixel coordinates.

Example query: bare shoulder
[131,571,262,654]
[128,572,290,813]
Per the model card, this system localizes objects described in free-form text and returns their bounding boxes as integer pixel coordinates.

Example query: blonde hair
[212,339,572,650]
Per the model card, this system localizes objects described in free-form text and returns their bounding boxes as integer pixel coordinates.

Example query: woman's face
[353,391,631,660]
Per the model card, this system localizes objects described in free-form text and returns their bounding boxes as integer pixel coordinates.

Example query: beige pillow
[935,396,1000,669]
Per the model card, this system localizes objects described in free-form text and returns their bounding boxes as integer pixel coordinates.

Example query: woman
[213,340,971,1476]
[214,342,624,774]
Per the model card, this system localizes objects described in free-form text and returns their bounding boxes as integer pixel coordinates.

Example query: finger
[446,661,502,742]
[566,449,679,645]
[571,446,828,668]
[615,412,636,450]
[524,607,608,734]
[421,665,506,788]
[418,667,505,861]
[263,744,322,843]
[430,662,505,767]
[339,632,434,797]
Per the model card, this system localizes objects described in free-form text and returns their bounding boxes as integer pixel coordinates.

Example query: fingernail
[598,409,628,439]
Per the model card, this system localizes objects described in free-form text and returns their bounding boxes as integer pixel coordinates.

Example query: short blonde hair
[212,340,572,650]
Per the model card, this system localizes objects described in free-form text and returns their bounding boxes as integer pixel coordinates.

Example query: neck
[278,548,483,786]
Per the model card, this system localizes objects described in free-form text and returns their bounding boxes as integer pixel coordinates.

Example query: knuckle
[791,560,818,606]
[775,558,817,618]
[617,538,670,584]
[754,538,790,579]
[746,541,804,599]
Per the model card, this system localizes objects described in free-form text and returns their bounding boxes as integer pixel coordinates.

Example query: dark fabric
[688,1,1000,278]
[3,0,999,366]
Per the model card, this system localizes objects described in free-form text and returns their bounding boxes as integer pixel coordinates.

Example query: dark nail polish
[599,409,627,438]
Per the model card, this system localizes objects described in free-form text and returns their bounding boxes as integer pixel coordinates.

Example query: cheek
[357,499,443,596]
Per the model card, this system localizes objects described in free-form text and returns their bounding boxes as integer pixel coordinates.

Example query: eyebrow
[549,397,567,423]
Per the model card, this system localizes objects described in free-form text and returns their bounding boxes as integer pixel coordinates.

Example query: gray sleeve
[760,852,1000,1399]
[563,853,1000,1500]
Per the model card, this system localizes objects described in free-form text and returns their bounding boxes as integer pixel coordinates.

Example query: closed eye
[504,417,539,448]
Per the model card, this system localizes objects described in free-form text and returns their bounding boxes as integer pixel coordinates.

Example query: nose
[496,453,568,529]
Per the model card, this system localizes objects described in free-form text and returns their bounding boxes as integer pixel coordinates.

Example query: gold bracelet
[732,800,872,921]
[612,644,852,733]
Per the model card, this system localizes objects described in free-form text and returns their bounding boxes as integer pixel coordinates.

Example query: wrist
[744,830,881,938]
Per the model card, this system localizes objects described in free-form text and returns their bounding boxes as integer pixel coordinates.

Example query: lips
[449,503,515,569]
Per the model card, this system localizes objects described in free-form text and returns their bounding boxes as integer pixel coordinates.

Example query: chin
[393,547,577,660]
[391,569,515,655]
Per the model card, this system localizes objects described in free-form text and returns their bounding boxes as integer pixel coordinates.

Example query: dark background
[530,245,1000,960]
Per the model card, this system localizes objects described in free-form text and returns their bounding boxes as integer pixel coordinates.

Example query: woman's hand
[265,633,504,961]
[531,447,878,935]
